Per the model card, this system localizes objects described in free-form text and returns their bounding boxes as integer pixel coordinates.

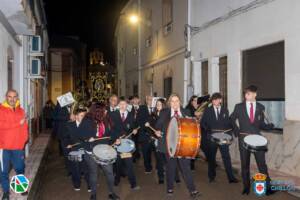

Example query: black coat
[230,102,273,137]
[155,107,191,153]
[52,104,70,140]
[63,117,97,152]
[110,110,137,142]
[132,105,152,142]
[201,106,232,135]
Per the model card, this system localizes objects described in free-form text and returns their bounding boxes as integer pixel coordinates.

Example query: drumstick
[211,128,232,133]
[124,127,141,139]
[262,110,271,124]
[145,122,157,132]
[67,136,111,148]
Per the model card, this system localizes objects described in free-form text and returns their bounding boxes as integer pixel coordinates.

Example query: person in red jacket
[0,89,28,200]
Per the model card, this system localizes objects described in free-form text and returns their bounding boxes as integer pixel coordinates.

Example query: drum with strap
[243,134,268,153]
[92,144,117,165]
[211,132,233,145]
[68,149,85,162]
[115,138,136,153]
[166,117,201,158]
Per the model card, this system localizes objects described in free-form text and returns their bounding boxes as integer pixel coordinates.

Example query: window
[219,56,228,107]
[242,41,284,100]
[145,36,152,48]
[164,77,172,98]
[162,0,173,27]
[242,41,285,130]
[7,47,13,90]
[201,60,208,95]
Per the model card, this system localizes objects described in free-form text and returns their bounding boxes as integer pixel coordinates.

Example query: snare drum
[68,149,85,162]
[116,139,136,153]
[166,117,201,158]
[92,144,117,165]
[211,132,233,145]
[243,135,268,153]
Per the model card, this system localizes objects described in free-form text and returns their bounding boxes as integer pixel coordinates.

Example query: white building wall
[190,0,300,178]
[0,22,21,102]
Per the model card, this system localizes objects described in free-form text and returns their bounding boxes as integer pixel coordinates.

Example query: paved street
[39,142,298,200]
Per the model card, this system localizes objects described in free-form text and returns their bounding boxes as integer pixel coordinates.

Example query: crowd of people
[0,85,276,200]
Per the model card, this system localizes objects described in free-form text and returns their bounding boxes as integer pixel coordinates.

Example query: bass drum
[166,117,201,158]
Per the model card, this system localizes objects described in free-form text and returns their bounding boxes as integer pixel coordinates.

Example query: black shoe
[167,190,174,196]
[242,187,250,195]
[209,178,215,183]
[114,179,120,186]
[175,179,181,183]
[108,193,120,200]
[21,191,29,196]
[90,194,96,200]
[2,192,9,200]
[190,191,201,199]
[159,179,164,184]
[229,178,239,183]
[266,189,277,196]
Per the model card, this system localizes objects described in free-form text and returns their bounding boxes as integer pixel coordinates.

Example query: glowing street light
[128,14,139,24]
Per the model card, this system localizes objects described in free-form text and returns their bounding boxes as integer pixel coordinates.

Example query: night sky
[44,0,128,65]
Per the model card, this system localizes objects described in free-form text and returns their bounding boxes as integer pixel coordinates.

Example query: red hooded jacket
[0,101,28,150]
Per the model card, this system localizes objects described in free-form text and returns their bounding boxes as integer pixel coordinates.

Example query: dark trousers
[207,141,235,181]
[239,138,270,189]
[0,150,25,193]
[155,151,166,181]
[166,157,196,192]
[132,135,141,161]
[84,153,115,195]
[141,140,155,172]
[201,131,209,159]
[70,158,89,188]
[60,140,71,174]
[115,156,137,188]
[45,118,53,129]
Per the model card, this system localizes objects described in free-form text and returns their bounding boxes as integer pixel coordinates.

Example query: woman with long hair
[84,103,120,200]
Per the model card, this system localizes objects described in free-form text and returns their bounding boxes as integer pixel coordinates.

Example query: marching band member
[107,94,119,117]
[63,108,90,192]
[230,85,275,195]
[185,95,199,171]
[110,98,140,190]
[85,103,120,200]
[201,93,238,183]
[155,94,200,198]
[149,98,166,184]
[132,95,155,173]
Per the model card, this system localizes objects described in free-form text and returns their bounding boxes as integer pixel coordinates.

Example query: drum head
[116,139,136,153]
[167,117,179,157]
[244,135,268,147]
[93,144,117,160]
[211,132,232,140]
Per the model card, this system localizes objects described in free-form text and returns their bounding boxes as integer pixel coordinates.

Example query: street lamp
[128,14,139,25]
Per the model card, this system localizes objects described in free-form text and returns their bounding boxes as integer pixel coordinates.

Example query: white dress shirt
[76,120,80,127]
[213,106,221,120]
[246,101,256,118]
[120,110,128,119]
[171,109,182,117]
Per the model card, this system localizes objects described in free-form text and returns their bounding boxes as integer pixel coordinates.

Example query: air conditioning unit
[30,58,41,76]
[29,36,44,56]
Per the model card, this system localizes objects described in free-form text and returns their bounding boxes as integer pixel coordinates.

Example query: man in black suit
[53,103,72,175]
[201,93,238,183]
[230,85,274,195]
[63,108,92,192]
[110,98,140,190]
[132,95,155,173]
[155,94,200,199]
[107,94,119,116]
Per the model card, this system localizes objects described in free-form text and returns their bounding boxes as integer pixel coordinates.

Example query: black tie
[217,107,220,120]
